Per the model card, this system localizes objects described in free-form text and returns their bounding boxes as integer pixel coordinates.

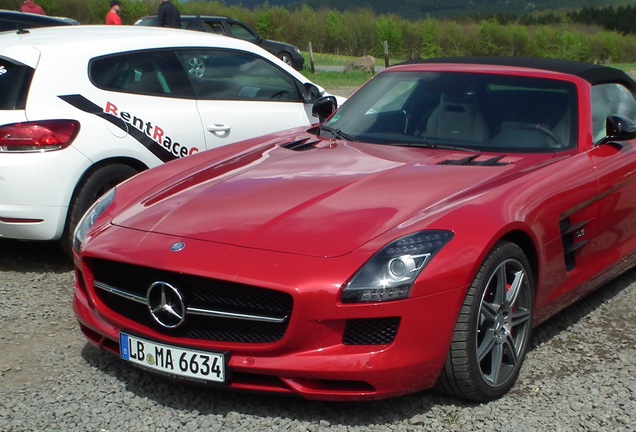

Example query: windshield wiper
[390,141,478,152]
[320,126,357,142]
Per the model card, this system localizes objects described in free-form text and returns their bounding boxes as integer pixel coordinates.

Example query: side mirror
[603,114,636,143]
[302,83,322,103]
[312,96,338,123]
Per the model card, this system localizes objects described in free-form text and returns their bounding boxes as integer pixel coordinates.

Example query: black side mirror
[603,114,636,143]
[312,96,338,123]
[302,83,322,103]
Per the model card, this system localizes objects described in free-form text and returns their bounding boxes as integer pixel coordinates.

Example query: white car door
[175,49,314,149]
[83,49,207,164]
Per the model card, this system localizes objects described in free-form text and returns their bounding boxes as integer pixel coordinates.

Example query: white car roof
[0,25,310,82]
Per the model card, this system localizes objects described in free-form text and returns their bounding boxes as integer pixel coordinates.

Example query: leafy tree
[478,19,509,56]
[341,9,378,56]
[420,19,441,59]
[438,21,479,57]
[294,5,325,53]
[325,10,346,54]
[376,14,403,58]
[589,31,623,63]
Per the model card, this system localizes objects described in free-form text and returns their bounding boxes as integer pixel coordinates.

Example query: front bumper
[72,228,467,401]
[74,275,464,401]
[292,54,305,71]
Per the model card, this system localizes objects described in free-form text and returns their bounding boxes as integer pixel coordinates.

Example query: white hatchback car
[0,26,340,253]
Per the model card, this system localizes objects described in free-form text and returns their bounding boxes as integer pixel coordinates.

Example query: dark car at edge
[135,15,305,70]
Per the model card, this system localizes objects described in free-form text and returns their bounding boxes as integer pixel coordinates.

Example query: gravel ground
[1,238,635,432]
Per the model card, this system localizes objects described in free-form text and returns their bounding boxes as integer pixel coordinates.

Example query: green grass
[303,52,356,66]
[302,52,381,66]
[298,51,404,94]
[301,70,372,92]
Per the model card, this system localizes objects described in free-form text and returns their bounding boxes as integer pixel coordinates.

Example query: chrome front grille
[90,259,293,343]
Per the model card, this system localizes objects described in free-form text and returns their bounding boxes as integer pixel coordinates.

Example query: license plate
[120,333,225,383]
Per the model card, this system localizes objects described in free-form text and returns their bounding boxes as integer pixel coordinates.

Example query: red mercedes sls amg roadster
[73,57,636,402]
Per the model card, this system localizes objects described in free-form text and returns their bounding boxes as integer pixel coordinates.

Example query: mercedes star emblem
[170,242,186,252]
[146,281,186,328]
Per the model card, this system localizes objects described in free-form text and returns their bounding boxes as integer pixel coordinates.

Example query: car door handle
[207,124,231,138]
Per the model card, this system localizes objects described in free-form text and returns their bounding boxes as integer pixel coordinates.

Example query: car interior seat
[127,69,166,95]
[425,91,489,142]
[551,109,572,147]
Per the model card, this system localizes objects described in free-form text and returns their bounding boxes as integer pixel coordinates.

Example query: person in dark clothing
[157,0,181,29]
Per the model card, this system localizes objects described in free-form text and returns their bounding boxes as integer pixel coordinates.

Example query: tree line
[521,5,636,36]
[2,0,636,64]
[200,0,635,20]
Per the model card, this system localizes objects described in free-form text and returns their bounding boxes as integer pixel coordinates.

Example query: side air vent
[281,138,320,151]
[559,218,589,271]
[438,155,508,166]
[343,317,400,345]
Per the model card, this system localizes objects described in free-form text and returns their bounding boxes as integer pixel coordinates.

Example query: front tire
[437,241,534,401]
[60,164,139,256]
[278,52,294,67]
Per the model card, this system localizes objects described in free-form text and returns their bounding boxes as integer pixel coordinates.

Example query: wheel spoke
[477,328,497,362]
[481,301,498,322]
[503,333,519,367]
[488,343,504,384]
[494,265,507,304]
[510,308,531,329]
[505,269,525,306]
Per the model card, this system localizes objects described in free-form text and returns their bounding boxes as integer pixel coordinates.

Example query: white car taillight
[0,120,80,152]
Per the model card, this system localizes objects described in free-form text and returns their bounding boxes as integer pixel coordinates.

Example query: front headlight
[72,187,116,254]
[341,230,453,303]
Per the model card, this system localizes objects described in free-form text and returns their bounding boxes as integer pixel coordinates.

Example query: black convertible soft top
[414,56,636,88]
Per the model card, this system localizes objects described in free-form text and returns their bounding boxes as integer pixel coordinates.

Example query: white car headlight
[341,231,453,303]
[72,188,116,254]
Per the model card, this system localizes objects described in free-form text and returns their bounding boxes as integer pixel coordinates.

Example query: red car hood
[112,139,547,257]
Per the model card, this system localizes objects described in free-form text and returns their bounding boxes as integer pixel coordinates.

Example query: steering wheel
[518,124,562,147]
[270,90,288,100]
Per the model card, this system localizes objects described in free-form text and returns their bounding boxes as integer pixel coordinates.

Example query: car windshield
[322,71,577,152]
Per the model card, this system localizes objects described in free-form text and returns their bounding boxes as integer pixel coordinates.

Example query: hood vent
[438,155,509,166]
[281,138,320,152]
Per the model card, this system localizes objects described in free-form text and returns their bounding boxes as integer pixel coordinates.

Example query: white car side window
[177,50,301,102]
[90,50,194,99]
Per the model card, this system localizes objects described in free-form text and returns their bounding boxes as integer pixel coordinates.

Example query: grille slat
[91,259,292,343]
